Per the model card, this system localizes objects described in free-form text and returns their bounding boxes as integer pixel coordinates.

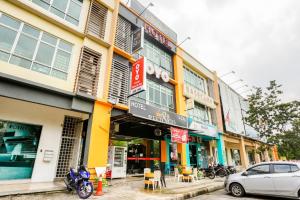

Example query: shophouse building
[94,0,191,177]
[218,79,278,169]
[0,0,119,183]
[179,49,225,168]
[89,0,228,178]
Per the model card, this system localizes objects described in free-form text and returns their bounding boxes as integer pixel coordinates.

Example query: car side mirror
[242,171,248,176]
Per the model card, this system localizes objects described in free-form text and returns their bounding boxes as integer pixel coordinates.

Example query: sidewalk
[0,176,225,200]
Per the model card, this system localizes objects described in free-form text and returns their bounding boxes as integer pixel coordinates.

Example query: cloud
[137,0,300,101]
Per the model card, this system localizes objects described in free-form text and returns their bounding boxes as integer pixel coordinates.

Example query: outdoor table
[182,169,192,182]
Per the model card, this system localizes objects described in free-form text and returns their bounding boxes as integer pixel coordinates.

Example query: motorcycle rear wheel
[208,172,215,179]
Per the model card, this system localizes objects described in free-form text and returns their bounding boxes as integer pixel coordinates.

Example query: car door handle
[264,176,271,178]
[293,175,300,177]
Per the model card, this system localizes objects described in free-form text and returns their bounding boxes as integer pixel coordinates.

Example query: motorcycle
[226,165,237,175]
[64,165,94,199]
[199,166,216,179]
[213,164,228,177]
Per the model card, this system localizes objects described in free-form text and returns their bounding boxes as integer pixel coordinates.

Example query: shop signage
[132,27,144,53]
[146,62,170,82]
[129,100,187,128]
[183,84,216,109]
[188,118,218,138]
[171,127,188,143]
[144,23,172,50]
[130,57,146,95]
[186,98,195,110]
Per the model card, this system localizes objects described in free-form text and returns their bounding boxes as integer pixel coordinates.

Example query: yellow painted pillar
[264,149,270,162]
[272,145,279,161]
[87,101,112,176]
[226,147,233,166]
[179,143,187,166]
[173,47,186,116]
[254,143,261,164]
[161,141,167,162]
[173,47,188,166]
[239,136,249,169]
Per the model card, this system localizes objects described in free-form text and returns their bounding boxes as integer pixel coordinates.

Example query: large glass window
[0,13,73,80]
[184,67,206,93]
[0,120,42,180]
[143,40,173,77]
[188,102,209,124]
[29,0,83,26]
[135,80,175,112]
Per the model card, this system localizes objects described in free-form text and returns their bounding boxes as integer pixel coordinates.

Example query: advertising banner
[0,120,41,180]
[129,100,187,128]
[171,127,188,143]
[130,57,146,96]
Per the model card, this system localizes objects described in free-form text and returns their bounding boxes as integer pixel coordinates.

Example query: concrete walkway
[0,177,225,200]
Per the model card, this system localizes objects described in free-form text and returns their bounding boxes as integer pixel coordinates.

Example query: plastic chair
[174,168,183,182]
[148,170,162,190]
[144,168,151,179]
[189,168,198,182]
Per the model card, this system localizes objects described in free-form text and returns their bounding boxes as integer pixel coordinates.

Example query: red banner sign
[171,127,188,143]
[130,57,146,95]
[144,23,172,49]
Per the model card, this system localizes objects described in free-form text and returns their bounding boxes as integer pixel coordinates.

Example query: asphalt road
[190,189,292,200]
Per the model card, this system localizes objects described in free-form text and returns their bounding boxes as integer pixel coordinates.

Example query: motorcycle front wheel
[76,182,94,199]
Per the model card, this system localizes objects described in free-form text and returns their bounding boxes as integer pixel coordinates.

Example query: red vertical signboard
[171,127,188,143]
[130,57,146,95]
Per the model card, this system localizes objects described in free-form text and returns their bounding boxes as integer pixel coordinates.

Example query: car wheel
[230,183,245,197]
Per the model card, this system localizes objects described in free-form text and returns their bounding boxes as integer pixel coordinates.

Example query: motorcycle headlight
[81,171,89,179]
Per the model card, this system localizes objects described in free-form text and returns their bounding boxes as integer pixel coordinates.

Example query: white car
[225,161,300,199]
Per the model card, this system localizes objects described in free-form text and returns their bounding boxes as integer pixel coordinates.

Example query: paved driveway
[190,189,292,200]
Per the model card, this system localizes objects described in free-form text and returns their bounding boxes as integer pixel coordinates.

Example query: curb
[0,188,66,198]
[169,183,224,200]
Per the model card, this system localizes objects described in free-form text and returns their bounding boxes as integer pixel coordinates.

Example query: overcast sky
[134,0,300,102]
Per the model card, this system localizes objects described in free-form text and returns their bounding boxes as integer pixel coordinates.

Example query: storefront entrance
[110,138,160,175]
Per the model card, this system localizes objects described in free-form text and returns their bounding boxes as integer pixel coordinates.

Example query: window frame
[247,164,271,175]
[135,79,175,112]
[183,66,206,93]
[0,13,73,80]
[271,164,300,174]
[29,0,83,26]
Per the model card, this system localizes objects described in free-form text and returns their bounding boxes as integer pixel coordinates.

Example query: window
[0,13,73,80]
[291,165,300,172]
[108,59,130,105]
[75,47,101,96]
[135,80,175,111]
[115,15,131,53]
[247,164,270,175]
[87,0,108,40]
[188,102,209,124]
[184,67,206,93]
[273,164,291,173]
[143,40,173,77]
[29,0,83,26]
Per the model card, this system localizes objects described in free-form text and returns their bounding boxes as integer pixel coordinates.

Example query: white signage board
[183,84,216,109]
[95,167,106,177]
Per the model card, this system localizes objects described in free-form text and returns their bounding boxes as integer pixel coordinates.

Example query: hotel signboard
[129,100,187,129]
